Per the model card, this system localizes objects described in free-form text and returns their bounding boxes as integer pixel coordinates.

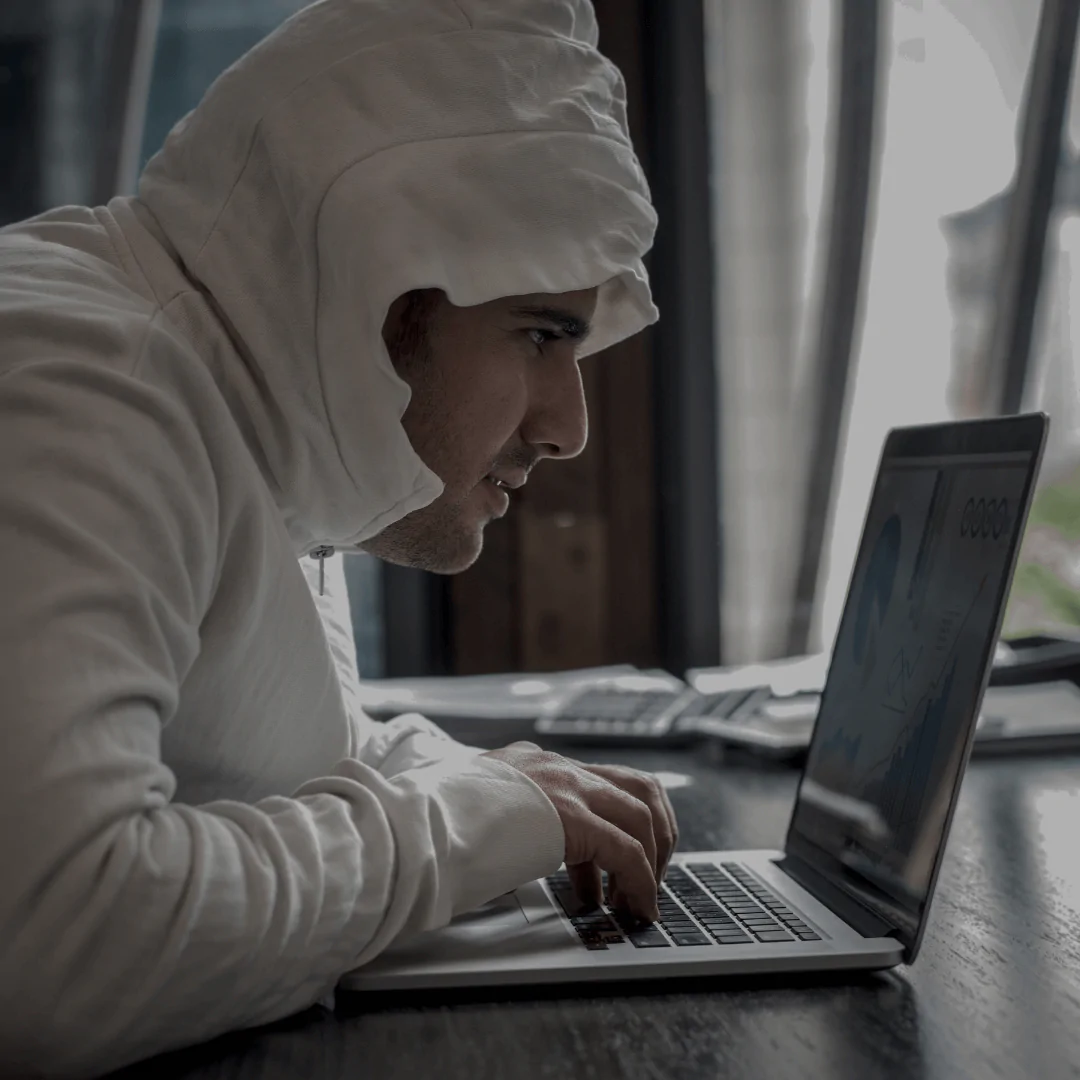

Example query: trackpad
[363,893,561,970]
[432,893,531,946]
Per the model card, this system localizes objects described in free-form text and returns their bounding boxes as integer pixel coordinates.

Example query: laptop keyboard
[546,862,823,950]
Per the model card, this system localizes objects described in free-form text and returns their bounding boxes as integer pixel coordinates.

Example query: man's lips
[481,476,511,517]
[484,471,527,491]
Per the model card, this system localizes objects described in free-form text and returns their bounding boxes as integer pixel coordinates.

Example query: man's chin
[359,523,486,574]
[418,540,484,575]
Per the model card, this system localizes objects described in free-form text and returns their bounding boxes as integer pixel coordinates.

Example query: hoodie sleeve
[0,357,565,1079]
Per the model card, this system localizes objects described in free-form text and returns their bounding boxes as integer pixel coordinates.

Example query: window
[709,0,1080,665]
[823,0,1080,647]
[815,0,1023,649]
[1,2,115,215]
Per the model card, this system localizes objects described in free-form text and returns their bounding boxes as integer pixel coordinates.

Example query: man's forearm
[0,752,563,1078]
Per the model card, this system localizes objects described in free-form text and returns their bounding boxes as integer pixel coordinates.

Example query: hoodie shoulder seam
[128,306,169,379]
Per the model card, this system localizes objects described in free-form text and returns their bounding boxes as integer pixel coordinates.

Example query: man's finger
[587,783,657,880]
[567,861,603,910]
[656,782,679,878]
[585,765,675,883]
[584,816,658,921]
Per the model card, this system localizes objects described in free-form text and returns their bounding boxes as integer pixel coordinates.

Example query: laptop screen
[786,418,1044,946]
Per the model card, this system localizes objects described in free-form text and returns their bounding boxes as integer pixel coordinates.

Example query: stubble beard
[360,489,487,574]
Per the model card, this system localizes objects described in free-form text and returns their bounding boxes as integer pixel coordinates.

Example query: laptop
[340,413,1048,992]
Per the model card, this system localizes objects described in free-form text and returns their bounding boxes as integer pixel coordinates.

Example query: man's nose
[521,352,589,461]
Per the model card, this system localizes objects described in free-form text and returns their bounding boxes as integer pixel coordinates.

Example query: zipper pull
[310,545,335,595]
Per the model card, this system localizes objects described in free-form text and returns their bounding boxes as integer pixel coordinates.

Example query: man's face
[360,287,598,573]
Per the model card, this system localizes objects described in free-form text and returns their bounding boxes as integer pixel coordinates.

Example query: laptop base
[338,851,904,993]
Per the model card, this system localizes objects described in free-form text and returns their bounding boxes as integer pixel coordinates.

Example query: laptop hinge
[777,854,896,939]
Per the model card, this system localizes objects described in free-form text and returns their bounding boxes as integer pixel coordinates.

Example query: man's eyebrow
[509,306,592,342]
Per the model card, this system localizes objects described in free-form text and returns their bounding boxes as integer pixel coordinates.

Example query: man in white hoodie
[0,0,673,1075]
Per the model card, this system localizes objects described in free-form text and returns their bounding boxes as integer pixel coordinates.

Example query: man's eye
[526,328,561,348]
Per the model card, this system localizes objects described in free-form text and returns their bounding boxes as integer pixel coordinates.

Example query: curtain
[705,0,832,662]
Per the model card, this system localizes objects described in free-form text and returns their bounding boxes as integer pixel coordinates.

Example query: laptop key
[753,929,796,942]
[550,887,600,919]
[628,931,670,948]
[671,934,711,946]
[713,933,753,944]
[795,930,822,940]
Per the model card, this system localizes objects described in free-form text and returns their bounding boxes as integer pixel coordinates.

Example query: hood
[126,0,657,552]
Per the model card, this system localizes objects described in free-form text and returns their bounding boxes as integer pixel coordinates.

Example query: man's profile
[0,1,676,1075]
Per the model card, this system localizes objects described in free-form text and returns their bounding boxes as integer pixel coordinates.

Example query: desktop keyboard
[534,685,770,747]
[545,862,822,949]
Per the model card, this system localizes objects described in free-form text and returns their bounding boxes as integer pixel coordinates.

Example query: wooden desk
[110,747,1080,1080]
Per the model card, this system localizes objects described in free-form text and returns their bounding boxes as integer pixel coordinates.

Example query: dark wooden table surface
[112,743,1080,1080]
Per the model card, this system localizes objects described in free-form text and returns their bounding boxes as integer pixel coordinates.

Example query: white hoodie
[0,0,656,1075]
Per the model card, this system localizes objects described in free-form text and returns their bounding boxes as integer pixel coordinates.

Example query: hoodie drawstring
[309,545,335,595]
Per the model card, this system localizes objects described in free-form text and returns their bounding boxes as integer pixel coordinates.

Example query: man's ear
[383,289,443,367]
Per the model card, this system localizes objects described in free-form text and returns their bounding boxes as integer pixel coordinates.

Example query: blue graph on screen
[817,726,862,766]
[810,513,903,781]
[852,514,902,666]
[867,657,958,844]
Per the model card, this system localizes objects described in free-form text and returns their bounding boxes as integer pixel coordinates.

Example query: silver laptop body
[341,414,1047,992]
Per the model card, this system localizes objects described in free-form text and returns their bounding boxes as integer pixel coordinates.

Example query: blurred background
[2,0,1079,680]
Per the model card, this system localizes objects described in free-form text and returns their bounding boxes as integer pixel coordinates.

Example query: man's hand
[482,742,678,923]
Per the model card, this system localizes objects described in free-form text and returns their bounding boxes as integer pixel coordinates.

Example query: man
[0,0,674,1075]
